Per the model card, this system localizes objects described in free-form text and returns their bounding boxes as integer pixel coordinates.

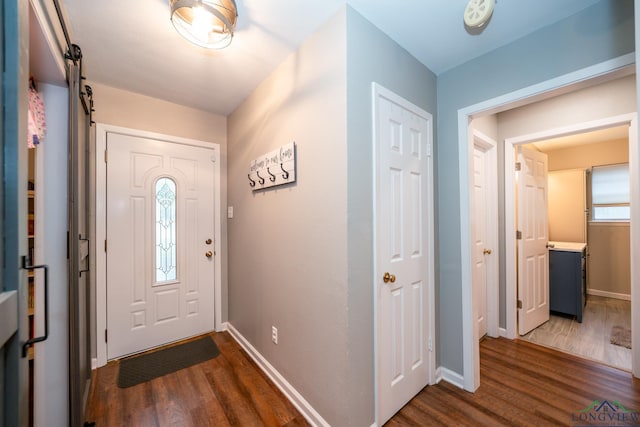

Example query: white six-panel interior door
[472,144,490,338]
[517,145,550,335]
[373,83,435,425]
[106,132,217,359]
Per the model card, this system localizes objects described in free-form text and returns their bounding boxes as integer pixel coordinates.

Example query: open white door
[374,84,434,425]
[517,146,550,335]
[472,144,490,338]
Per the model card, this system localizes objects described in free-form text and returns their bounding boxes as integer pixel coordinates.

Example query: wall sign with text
[248,142,296,190]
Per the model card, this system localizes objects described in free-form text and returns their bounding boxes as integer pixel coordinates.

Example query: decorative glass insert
[155,177,177,282]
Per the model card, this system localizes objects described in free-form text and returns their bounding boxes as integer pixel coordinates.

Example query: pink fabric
[28,88,46,148]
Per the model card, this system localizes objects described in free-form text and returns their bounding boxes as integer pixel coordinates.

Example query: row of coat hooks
[248,142,296,190]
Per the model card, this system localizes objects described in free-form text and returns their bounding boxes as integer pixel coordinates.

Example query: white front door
[517,146,549,335]
[472,145,489,338]
[106,133,216,359]
[374,84,434,425]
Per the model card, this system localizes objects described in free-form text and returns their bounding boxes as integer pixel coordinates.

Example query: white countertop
[548,241,586,252]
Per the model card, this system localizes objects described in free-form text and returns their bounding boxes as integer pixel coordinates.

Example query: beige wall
[498,74,636,139]
[90,82,227,143]
[471,114,498,141]
[547,139,629,171]
[588,223,631,296]
[545,138,631,296]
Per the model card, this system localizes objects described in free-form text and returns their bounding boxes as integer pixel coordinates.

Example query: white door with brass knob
[106,133,216,359]
[471,132,499,340]
[374,84,435,425]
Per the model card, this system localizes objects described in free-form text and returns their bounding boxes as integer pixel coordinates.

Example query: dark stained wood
[387,337,640,426]
[84,332,310,427]
[86,334,640,426]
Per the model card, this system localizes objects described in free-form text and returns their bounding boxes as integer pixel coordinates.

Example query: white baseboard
[587,289,631,301]
[225,323,330,427]
[439,367,465,389]
[498,327,508,338]
[434,367,443,384]
[91,358,98,370]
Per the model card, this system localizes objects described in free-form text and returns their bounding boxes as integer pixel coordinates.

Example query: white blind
[591,163,630,221]
[592,164,629,205]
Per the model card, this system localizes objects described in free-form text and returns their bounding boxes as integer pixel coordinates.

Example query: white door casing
[106,132,216,359]
[517,146,549,335]
[373,83,435,425]
[458,56,635,392]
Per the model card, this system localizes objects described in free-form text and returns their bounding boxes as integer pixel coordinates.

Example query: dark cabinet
[549,246,586,322]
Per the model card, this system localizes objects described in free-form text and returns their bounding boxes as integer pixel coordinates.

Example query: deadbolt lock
[206,239,213,245]
[383,272,396,284]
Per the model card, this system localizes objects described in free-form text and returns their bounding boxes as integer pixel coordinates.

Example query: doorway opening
[95,124,224,367]
[510,123,633,372]
[462,56,639,392]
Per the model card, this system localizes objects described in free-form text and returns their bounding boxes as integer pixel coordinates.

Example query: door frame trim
[457,53,636,392]
[470,129,499,340]
[372,82,436,425]
[504,113,637,337]
[95,123,222,367]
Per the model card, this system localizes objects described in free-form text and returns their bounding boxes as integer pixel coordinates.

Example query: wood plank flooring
[521,296,632,370]
[84,331,310,427]
[86,332,640,426]
[387,337,640,426]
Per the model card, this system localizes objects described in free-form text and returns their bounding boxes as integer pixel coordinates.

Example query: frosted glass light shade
[170,0,237,49]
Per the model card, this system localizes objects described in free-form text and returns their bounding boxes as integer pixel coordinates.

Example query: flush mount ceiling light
[464,0,495,29]
[170,0,238,49]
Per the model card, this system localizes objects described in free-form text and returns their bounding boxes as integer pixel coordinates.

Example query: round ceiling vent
[464,0,495,28]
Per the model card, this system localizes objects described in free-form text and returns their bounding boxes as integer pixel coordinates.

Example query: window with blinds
[591,163,630,221]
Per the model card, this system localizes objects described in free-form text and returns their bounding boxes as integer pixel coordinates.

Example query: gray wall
[345,6,437,424]
[227,10,350,425]
[227,6,437,426]
[436,0,634,374]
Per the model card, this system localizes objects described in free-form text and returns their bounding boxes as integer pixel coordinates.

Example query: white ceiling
[60,0,601,116]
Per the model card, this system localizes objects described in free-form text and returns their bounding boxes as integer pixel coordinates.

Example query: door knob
[205,251,213,258]
[205,239,212,245]
[483,249,492,255]
[383,272,396,283]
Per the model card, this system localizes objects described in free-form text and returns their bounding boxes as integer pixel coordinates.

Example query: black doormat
[117,336,220,388]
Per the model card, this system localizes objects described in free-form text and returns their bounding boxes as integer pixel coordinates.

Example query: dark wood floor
[86,333,640,427]
[387,337,640,426]
[84,331,310,426]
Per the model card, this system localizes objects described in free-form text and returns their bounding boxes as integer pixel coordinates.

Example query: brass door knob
[205,239,212,245]
[383,272,396,283]
[483,249,492,255]
[205,251,213,258]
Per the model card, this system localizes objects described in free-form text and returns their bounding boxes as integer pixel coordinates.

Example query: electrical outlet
[271,326,278,344]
